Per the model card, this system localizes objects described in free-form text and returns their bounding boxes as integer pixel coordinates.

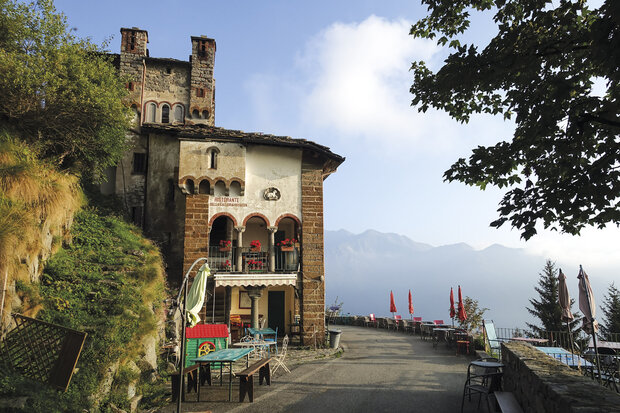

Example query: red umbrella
[408,289,414,318]
[457,285,467,322]
[449,287,456,319]
[389,290,397,315]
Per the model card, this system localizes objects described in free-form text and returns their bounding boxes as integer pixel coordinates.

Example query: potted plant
[219,239,232,252]
[220,259,231,271]
[250,239,261,252]
[277,238,297,251]
[248,259,263,272]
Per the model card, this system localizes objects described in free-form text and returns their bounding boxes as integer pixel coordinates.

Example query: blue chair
[264,327,278,354]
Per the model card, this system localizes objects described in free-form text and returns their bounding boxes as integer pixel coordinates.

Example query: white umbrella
[578,265,601,383]
[558,269,575,355]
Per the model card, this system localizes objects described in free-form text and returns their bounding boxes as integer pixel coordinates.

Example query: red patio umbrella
[408,289,414,319]
[449,287,456,326]
[389,290,397,317]
[457,285,467,322]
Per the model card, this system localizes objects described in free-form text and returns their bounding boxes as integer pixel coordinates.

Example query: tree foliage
[600,283,620,339]
[410,0,620,239]
[526,260,580,335]
[457,296,488,333]
[0,0,130,180]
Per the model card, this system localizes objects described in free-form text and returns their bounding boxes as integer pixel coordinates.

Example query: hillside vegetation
[0,132,169,411]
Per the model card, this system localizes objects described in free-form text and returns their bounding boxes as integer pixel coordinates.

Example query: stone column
[246,286,264,329]
[235,226,245,272]
[268,226,277,272]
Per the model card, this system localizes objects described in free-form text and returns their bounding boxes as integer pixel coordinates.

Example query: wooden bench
[494,391,524,413]
[171,364,201,402]
[237,357,272,402]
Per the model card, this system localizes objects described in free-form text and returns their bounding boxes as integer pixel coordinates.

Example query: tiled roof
[141,123,345,165]
[186,323,229,338]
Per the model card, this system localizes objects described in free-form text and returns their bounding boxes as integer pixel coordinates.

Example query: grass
[1,207,167,412]
[0,132,168,411]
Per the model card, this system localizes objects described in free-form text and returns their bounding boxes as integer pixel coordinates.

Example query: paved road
[164,325,483,413]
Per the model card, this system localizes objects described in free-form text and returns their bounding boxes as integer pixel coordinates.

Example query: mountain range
[324,229,549,329]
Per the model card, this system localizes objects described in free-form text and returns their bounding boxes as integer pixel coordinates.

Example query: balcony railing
[207,246,299,273]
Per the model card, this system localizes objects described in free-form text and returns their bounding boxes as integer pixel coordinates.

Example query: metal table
[191,347,253,402]
[232,339,278,355]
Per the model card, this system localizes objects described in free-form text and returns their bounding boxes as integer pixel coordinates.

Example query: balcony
[207,246,299,274]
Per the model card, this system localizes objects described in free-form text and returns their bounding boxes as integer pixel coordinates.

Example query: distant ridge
[324,229,545,328]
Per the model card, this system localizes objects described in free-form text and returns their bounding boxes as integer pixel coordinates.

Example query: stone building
[102,28,344,344]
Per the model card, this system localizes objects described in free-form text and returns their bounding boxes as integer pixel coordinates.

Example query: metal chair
[271,335,290,375]
[461,359,503,412]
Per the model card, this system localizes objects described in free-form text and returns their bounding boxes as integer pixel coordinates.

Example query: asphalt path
[163,325,484,413]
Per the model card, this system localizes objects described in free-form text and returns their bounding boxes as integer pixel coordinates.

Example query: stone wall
[300,152,325,345]
[502,341,620,412]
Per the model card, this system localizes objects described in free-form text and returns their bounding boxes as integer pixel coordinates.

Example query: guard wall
[502,341,620,412]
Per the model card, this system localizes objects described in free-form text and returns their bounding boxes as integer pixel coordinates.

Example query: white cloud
[296,16,452,148]
[242,15,620,282]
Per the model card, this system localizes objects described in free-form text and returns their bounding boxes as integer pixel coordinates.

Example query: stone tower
[189,36,216,125]
[119,28,148,114]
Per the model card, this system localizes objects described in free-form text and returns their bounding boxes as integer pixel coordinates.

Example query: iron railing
[207,246,299,273]
[495,327,589,352]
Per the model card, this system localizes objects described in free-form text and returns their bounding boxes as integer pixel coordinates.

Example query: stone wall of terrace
[502,341,620,412]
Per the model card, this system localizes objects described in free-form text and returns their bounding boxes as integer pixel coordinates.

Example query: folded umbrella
[186,263,210,327]
[457,285,467,322]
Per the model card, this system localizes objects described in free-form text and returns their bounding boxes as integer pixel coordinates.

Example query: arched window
[199,180,210,194]
[174,105,184,123]
[184,179,195,194]
[161,104,170,123]
[192,109,200,119]
[207,147,219,169]
[147,102,156,123]
[214,180,226,196]
[202,110,210,119]
[229,181,241,196]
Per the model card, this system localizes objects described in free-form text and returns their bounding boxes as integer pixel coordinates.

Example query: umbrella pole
[590,324,602,384]
[175,257,208,413]
[566,320,575,356]
[177,277,188,413]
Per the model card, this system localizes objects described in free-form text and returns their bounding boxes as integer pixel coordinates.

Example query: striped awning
[213,273,297,288]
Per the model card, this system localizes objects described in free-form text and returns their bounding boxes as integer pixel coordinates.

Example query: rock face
[1,213,74,333]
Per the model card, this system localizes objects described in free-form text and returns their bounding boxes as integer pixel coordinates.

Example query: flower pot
[250,247,261,252]
[219,247,231,252]
[280,246,294,252]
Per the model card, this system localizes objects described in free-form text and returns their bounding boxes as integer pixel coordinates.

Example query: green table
[191,347,253,402]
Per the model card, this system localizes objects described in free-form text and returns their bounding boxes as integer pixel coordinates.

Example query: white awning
[214,273,297,288]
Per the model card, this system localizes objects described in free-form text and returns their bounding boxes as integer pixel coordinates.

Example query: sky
[52,0,618,289]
